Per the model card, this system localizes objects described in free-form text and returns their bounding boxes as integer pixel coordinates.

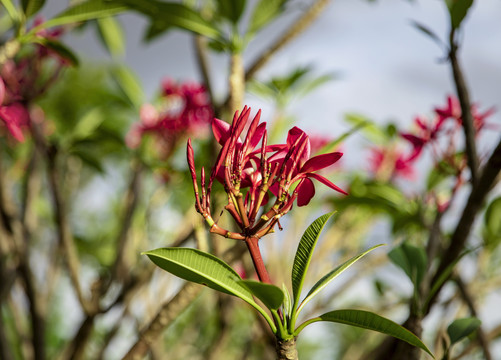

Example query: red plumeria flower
[187,106,346,241]
[269,127,346,206]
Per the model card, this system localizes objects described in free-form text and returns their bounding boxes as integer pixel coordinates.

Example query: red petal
[401,133,425,148]
[297,178,315,207]
[307,172,347,195]
[249,122,266,150]
[300,152,342,173]
[212,118,230,145]
[286,127,305,146]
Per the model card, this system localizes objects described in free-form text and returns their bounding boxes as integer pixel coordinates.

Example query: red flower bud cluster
[187,106,346,241]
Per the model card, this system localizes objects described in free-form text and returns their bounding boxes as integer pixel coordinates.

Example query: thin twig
[427,137,501,314]
[193,36,215,107]
[449,28,479,185]
[218,0,332,113]
[30,123,94,315]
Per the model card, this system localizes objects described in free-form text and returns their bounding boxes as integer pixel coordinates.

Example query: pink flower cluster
[370,96,494,180]
[187,106,346,241]
[0,18,67,142]
[126,79,213,155]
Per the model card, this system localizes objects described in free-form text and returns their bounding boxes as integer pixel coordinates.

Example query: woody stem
[245,236,271,284]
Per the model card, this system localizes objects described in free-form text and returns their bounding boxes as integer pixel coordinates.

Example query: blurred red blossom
[369,146,415,181]
[0,19,68,142]
[126,79,213,156]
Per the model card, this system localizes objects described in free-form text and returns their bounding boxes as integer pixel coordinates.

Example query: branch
[427,137,501,314]
[245,0,332,81]
[449,29,479,185]
[122,282,202,360]
[453,276,492,360]
[111,160,143,282]
[30,124,94,315]
[193,36,215,107]
[218,0,332,113]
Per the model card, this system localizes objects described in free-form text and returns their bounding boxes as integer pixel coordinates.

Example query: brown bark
[276,337,299,360]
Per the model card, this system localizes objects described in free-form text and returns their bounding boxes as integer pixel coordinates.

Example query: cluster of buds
[126,79,213,156]
[187,106,346,242]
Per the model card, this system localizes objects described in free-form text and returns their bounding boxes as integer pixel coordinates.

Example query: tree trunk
[276,337,299,360]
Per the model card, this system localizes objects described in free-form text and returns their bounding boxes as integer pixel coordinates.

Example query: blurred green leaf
[69,147,105,173]
[31,0,127,32]
[239,280,284,311]
[344,114,385,143]
[111,64,143,109]
[298,245,384,315]
[447,317,481,345]
[72,107,105,141]
[97,16,125,56]
[410,20,444,47]
[21,0,45,18]
[34,38,80,66]
[388,242,427,288]
[483,197,501,249]
[118,0,221,40]
[143,248,277,332]
[1,0,19,21]
[248,0,287,34]
[217,0,246,24]
[296,309,433,357]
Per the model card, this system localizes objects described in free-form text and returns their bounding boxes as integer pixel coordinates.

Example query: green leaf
[239,280,284,310]
[97,16,125,56]
[118,0,221,40]
[31,0,127,31]
[297,244,384,314]
[143,247,277,332]
[448,0,474,29]
[248,0,287,34]
[217,0,246,24]
[388,242,427,288]
[111,65,143,109]
[291,212,335,311]
[296,309,433,357]
[447,317,481,345]
[34,38,80,66]
[21,0,45,18]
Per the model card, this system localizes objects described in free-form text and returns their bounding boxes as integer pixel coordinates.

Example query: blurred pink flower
[369,147,415,180]
[127,79,213,155]
[0,77,30,142]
